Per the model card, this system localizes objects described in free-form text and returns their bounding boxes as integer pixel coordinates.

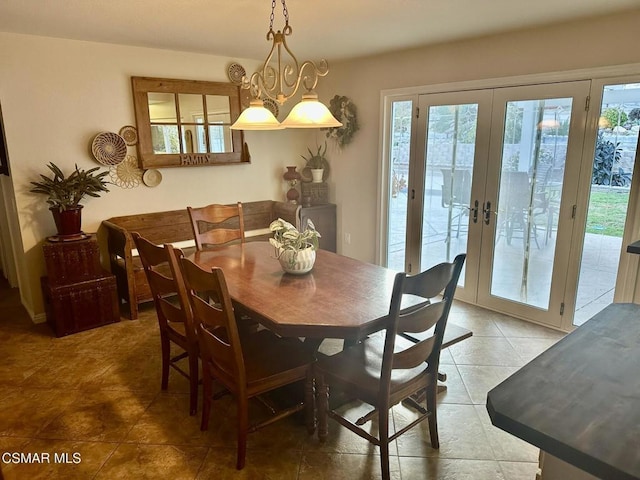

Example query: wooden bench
[101,200,298,319]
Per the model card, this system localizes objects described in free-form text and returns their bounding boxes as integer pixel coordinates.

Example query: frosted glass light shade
[281,92,343,129]
[231,99,284,130]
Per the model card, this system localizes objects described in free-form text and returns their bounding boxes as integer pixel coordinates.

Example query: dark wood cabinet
[298,204,336,253]
[41,236,119,336]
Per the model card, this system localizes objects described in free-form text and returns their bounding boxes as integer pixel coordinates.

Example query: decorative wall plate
[118,125,138,146]
[142,169,162,187]
[109,155,142,188]
[227,63,246,84]
[262,97,280,119]
[91,132,127,165]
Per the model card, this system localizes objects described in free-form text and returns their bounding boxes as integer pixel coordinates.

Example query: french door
[387,81,590,328]
[477,82,589,326]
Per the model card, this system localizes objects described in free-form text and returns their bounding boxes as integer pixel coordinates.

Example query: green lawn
[585,190,629,237]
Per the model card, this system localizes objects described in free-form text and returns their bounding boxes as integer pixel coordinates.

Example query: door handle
[483,201,492,225]
[471,200,479,223]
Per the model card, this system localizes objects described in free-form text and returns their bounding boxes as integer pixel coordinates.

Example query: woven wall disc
[118,125,138,146]
[109,155,142,188]
[91,132,127,165]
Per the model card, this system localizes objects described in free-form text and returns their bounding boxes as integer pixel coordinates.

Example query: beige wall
[0,32,309,319]
[3,8,640,319]
[320,9,640,263]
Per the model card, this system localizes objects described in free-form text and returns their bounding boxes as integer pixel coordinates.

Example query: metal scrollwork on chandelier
[246,0,327,105]
[231,0,342,131]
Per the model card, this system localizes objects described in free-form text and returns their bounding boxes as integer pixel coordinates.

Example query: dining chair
[315,253,466,480]
[187,201,260,333]
[132,233,200,416]
[179,256,315,470]
[441,169,472,239]
[187,202,245,251]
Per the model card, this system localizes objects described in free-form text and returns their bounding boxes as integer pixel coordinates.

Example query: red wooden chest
[41,273,119,337]
[42,235,102,285]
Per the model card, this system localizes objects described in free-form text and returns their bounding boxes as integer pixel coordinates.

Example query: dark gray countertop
[627,240,640,254]
[487,303,640,480]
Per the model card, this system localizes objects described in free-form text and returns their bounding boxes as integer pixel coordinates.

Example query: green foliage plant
[30,162,110,210]
[591,132,629,187]
[629,108,640,124]
[323,95,359,147]
[602,107,628,129]
[301,143,327,169]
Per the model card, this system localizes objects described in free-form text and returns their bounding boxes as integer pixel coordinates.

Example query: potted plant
[269,218,321,274]
[30,162,110,238]
[301,143,328,183]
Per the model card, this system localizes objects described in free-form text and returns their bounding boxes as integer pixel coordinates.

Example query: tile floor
[0,280,566,479]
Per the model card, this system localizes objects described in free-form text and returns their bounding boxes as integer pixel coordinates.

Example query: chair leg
[305,369,316,435]
[317,371,329,443]
[200,372,212,431]
[160,334,170,390]
[188,351,199,416]
[426,384,439,449]
[379,407,391,480]
[236,396,249,470]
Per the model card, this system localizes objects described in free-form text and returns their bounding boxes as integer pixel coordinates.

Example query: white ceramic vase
[278,247,316,274]
[311,168,324,183]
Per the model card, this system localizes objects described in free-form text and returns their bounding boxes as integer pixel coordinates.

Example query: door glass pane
[421,104,478,286]
[387,100,412,271]
[491,98,572,309]
[574,83,640,326]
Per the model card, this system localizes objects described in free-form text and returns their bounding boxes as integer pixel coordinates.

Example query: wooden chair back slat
[402,261,459,299]
[159,298,185,324]
[393,335,436,370]
[187,202,245,250]
[397,301,444,334]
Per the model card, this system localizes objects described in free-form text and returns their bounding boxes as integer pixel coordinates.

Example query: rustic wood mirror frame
[132,76,250,169]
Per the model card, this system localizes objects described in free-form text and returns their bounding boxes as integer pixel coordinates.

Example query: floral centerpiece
[269,218,321,274]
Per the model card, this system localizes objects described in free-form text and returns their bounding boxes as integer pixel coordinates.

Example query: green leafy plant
[322,95,359,147]
[269,218,321,263]
[602,107,628,129]
[30,162,110,210]
[301,143,327,169]
[591,132,629,186]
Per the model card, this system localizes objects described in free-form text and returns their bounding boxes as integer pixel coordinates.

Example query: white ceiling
[1,0,639,62]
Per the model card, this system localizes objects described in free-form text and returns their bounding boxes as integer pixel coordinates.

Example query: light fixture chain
[270,0,276,30]
[281,0,289,25]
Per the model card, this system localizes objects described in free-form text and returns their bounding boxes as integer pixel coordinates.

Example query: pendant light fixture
[231,0,342,130]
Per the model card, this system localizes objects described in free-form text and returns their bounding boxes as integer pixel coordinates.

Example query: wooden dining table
[189,241,471,352]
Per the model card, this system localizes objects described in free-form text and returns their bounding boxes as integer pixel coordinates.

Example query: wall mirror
[132,76,249,168]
